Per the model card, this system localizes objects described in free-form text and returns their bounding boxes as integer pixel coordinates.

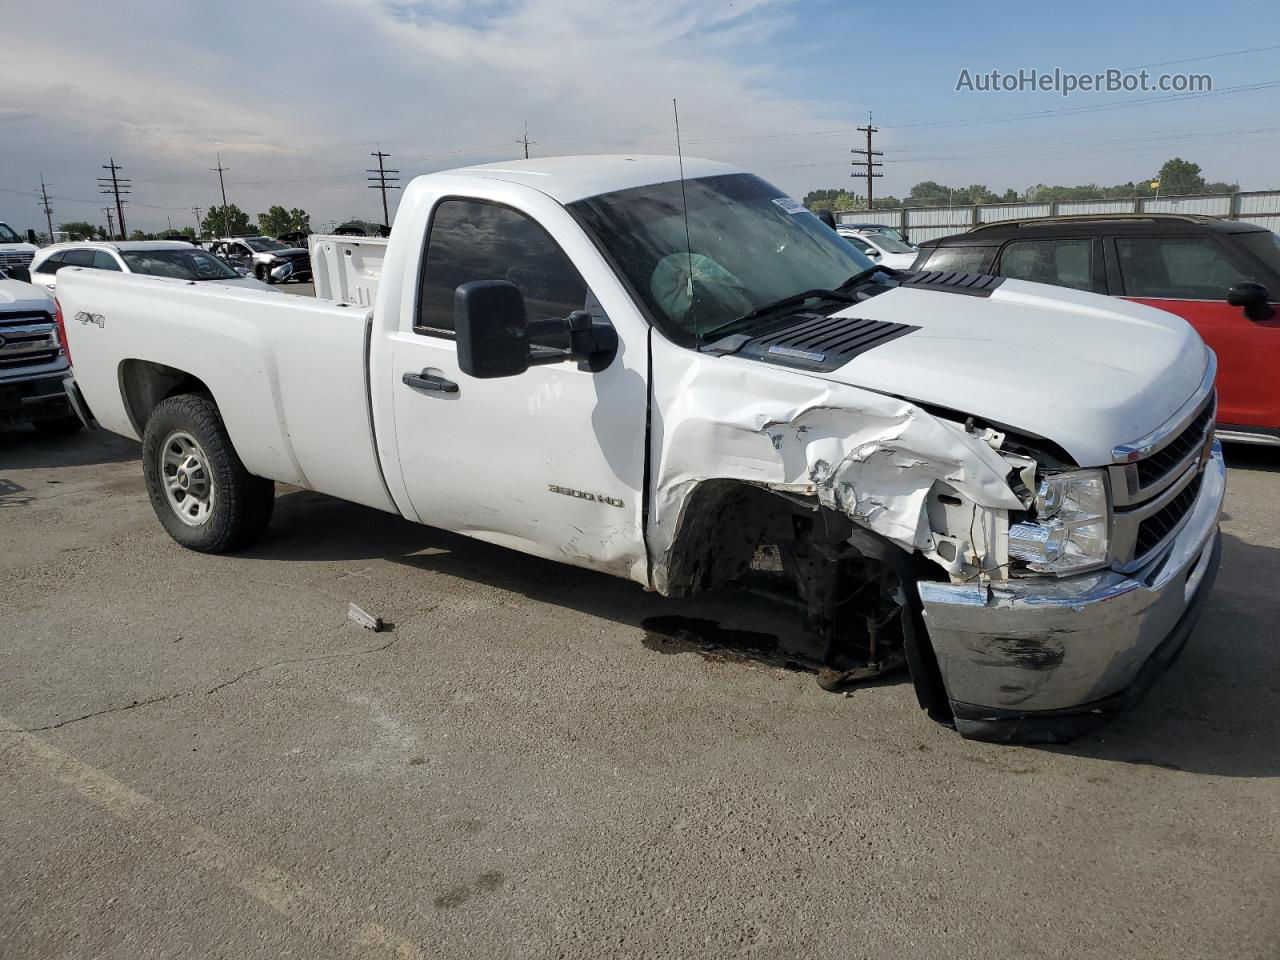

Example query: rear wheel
[141,394,273,552]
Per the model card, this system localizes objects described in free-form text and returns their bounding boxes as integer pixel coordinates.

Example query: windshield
[569,173,875,344]
[121,249,240,281]
[863,232,915,255]
[0,222,22,244]
[243,237,287,252]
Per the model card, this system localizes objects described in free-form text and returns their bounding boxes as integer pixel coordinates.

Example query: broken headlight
[1008,469,1109,576]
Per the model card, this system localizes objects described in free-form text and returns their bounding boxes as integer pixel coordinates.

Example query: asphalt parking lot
[2,424,1278,959]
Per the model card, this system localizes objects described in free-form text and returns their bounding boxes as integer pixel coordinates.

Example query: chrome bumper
[918,443,1226,740]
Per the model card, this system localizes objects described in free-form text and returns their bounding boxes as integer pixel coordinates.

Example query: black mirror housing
[9,265,31,284]
[1227,281,1275,322]
[455,280,531,379]
[817,209,837,230]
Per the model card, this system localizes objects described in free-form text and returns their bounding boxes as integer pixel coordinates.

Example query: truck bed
[308,235,386,307]
[58,269,397,513]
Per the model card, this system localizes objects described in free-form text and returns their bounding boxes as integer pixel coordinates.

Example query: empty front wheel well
[661,478,954,725]
[119,359,213,435]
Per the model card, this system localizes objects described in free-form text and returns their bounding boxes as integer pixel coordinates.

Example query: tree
[202,204,256,238]
[58,221,101,240]
[257,205,311,237]
[1156,158,1205,197]
[801,156,1238,211]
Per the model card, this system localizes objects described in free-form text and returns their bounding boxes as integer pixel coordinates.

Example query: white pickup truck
[57,155,1225,743]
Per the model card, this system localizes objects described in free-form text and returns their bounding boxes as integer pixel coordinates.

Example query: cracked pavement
[2,427,1279,960]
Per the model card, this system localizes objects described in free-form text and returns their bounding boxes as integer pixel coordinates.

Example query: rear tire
[141,394,274,553]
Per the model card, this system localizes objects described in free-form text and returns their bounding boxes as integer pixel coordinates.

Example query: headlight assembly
[1008,469,1109,576]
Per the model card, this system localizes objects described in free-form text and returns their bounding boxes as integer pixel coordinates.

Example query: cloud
[2,0,855,231]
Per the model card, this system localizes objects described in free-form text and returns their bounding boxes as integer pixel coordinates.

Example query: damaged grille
[1109,390,1216,572]
[1133,472,1203,558]
[733,313,919,372]
[1134,401,1215,488]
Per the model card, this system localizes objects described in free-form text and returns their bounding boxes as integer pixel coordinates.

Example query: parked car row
[911,214,1280,445]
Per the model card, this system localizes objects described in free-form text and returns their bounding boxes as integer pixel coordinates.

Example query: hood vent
[730,312,918,372]
[899,271,1003,297]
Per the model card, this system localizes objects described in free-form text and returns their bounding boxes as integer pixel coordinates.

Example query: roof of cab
[433,154,747,204]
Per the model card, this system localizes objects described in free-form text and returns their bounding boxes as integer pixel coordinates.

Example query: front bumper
[0,370,74,428]
[918,443,1226,743]
[270,260,312,282]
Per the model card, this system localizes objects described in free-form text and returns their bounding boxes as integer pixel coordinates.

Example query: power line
[366,149,400,229]
[97,158,130,240]
[517,122,537,160]
[211,153,231,237]
[1124,42,1280,70]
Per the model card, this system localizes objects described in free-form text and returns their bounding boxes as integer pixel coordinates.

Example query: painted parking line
[0,716,426,960]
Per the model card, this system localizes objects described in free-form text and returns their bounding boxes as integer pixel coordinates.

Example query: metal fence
[836,190,1280,242]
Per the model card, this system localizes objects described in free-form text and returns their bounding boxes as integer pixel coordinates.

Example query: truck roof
[439,154,745,204]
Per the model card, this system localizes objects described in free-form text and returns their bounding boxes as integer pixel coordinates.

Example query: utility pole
[210,154,231,237]
[516,122,536,160]
[102,206,115,240]
[367,149,401,229]
[98,158,130,239]
[850,113,883,212]
[37,174,54,242]
[192,206,203,236]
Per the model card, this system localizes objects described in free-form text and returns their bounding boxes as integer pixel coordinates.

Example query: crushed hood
[813,278,1209,466]
[0,279,54,311]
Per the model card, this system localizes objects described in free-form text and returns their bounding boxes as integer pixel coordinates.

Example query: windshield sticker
[771,197,807,215]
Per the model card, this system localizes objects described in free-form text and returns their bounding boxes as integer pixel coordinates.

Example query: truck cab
[0,220,40,279]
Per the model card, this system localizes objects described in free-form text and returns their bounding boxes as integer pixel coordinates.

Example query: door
[1108,233,1280,431]
[386,196,650,581]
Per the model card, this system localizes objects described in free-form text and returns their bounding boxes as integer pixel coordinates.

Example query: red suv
[912,214,1280,445]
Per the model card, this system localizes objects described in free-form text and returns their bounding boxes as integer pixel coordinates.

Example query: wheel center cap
[179,472,190,489]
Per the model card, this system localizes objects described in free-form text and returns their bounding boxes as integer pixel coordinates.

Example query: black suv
[911,214,1280,444]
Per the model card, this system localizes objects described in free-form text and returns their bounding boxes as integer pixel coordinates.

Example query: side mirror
[26,229,38,245]
[1227,281,1275,322]
[816,209,837,230]
[455,280,531,379]
[455,279,620,379]
[9,265,31,283]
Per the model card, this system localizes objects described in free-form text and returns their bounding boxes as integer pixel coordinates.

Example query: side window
[920,245,997,274]
[417,199,594,335]
[1115,236,1252,300]
[92,251,122,271]
[997,239,1094,291]
[36,252,64,274]
[63,249,96,268]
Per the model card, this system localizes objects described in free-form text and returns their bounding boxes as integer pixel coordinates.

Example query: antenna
[672,98,697,343]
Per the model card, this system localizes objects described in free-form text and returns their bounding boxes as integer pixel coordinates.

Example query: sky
[3,0,1279,235]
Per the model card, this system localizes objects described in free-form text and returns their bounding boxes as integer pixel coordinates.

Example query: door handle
[402,370,459,394]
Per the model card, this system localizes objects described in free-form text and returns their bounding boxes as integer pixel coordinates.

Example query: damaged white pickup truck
[57,156,1225,743]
